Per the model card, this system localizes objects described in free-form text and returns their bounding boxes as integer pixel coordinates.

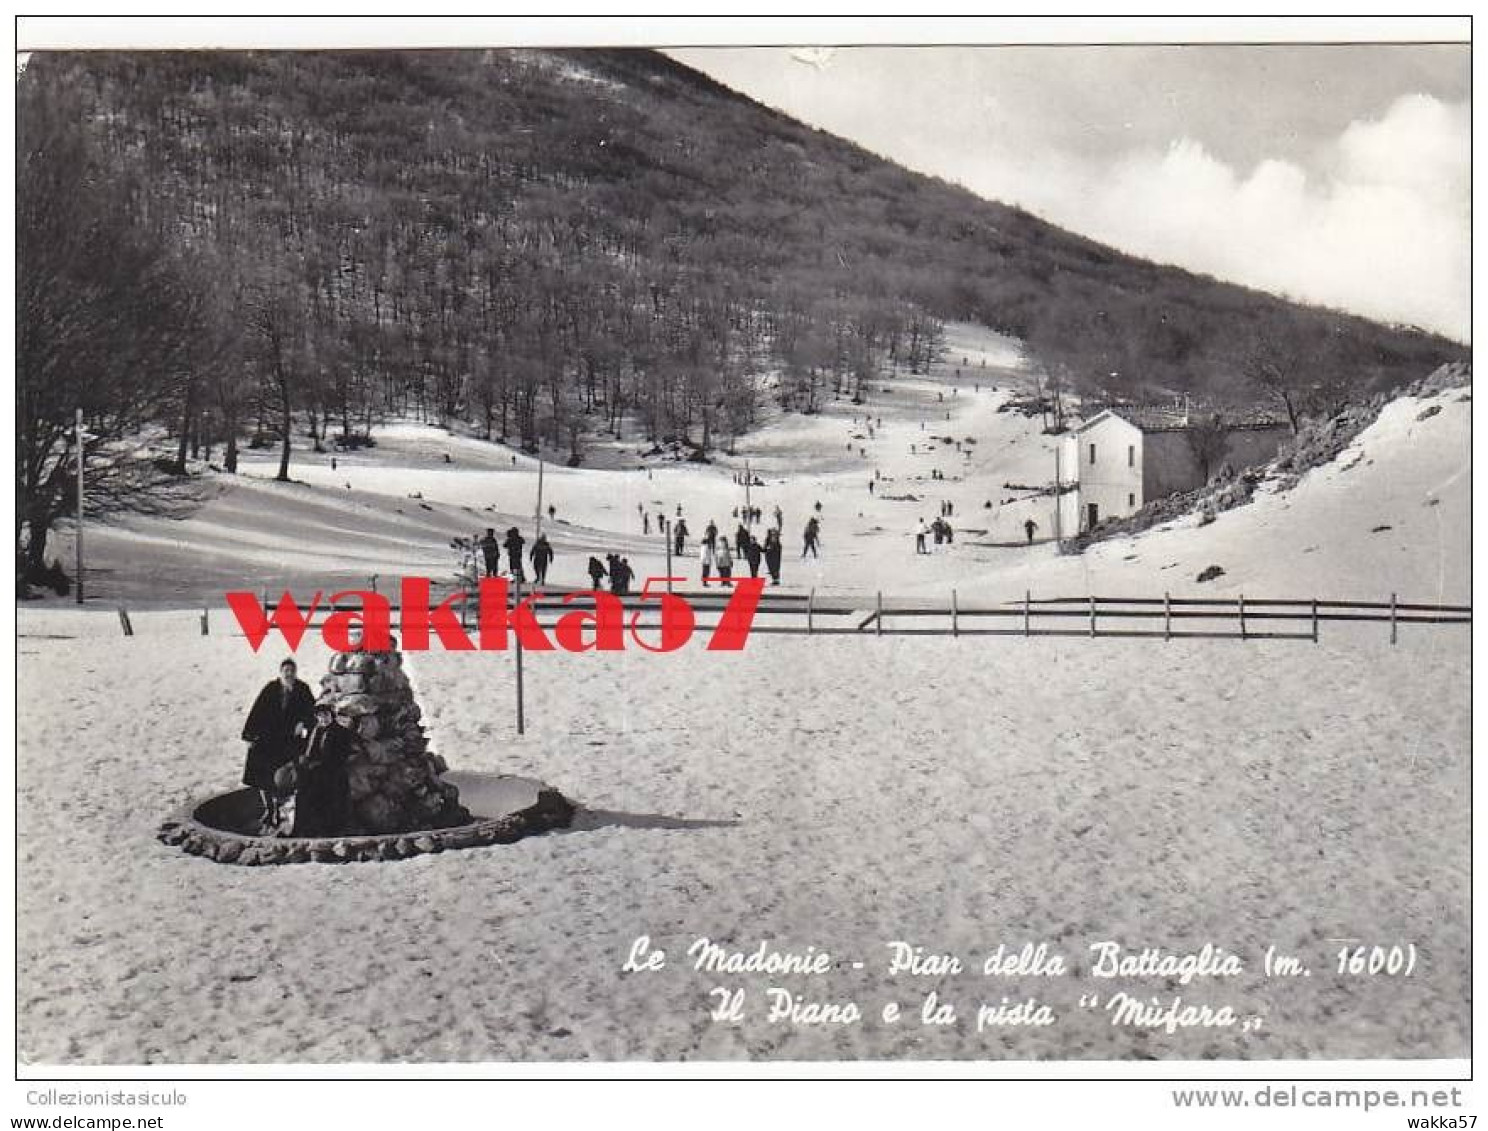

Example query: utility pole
[1052,443,1063,551]
[513,576,525,735]
[744,459,752,518]
[75,407,84,605]
[533,456,545,540]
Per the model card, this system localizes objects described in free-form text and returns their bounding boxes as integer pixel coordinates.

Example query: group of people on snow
[477,526,554,585]
[240,659,352,837]
[586,552,636,595]
[697,521,785,585]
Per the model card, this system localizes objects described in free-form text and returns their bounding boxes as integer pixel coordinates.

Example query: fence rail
[124,585,1471,645]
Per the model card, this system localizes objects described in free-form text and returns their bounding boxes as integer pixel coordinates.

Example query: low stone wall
[158,785,575,865]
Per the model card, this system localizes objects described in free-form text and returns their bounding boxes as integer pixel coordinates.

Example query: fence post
[1164,591,1171,641]
[1239,593,1247,640]
[1024,590,1031,637]
[1390,592,1397,645]
[951,589,959,638]
[1088,594,1097,638]
[807,588,815,635]
[1311,597,1319,643]
[876,591,883,637]
[200,605,209,636]
[117,607,133,637]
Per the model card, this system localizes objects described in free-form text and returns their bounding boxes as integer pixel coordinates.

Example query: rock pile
[317,640,470,835]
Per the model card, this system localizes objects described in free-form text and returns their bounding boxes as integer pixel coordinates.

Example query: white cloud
[1022,94,1469,341]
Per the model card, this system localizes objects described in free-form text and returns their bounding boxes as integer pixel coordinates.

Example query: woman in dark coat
[763,529,783,585]
[291,703,356,837]
[241,659,316,828]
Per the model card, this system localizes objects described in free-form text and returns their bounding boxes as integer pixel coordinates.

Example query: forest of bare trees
[15,48,1465,584]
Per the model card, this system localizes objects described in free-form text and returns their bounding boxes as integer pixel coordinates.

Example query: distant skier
[743,533,762,578]
[715,538,734,580]
[1024,518,1038,544]
[674,518,689,556]
[587,555,608,589]
[503,527,526,581]
[802,516,821,558]
[704,520,718,548]
[700,538,716,584]
[613,557,634,597]
[916,519,929,555]
[530,534,554,585]
[643,512,651,535]
[773,505,783,531]
[478,528,500,578]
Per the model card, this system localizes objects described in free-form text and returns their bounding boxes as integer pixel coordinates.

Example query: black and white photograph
[10,13,1473,1108]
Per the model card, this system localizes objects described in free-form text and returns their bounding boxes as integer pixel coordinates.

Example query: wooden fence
[162,586,1471,645]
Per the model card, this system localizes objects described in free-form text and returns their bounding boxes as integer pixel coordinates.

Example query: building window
[1089,443,1096,464]
[1128,493,1136,507]
[1127,445,1135,467]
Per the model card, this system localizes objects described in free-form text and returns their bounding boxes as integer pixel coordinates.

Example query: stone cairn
[318,638,471,835]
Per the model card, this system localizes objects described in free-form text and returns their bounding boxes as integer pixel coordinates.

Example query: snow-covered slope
[28,323,1467,611]
[998,384,1471,605]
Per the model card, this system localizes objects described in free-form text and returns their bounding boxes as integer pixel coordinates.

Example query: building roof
[1073,405,1289,435]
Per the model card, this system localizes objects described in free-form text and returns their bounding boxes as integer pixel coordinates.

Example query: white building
[1060,407,1290,534]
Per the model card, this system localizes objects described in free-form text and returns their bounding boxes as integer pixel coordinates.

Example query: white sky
[669,44,1470,343]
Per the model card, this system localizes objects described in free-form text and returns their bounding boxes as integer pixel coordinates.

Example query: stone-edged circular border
[157,786,576,865]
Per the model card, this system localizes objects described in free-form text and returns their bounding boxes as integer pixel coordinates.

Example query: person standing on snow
[241,659,316,832]
[763,528,783,585]
[802,516,821,558]
[743,533,762,578]
[478,528,500,578]
[915,519,929,555]
[530,534,554,585]
[503,527,526,581]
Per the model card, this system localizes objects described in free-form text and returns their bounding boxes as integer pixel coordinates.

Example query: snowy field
[14,622,1469,1064]
[14,323,1471,1065]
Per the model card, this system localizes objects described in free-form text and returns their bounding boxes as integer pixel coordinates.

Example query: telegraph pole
[534,456,545,540]
[513,576,525,735]
[1052,443,1063,551]
[75,408,84,605]
[744,459,752,518]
